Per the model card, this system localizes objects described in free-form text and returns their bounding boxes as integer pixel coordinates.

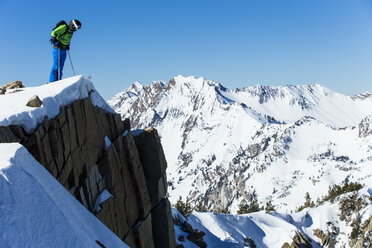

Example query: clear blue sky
[1,0,372,99]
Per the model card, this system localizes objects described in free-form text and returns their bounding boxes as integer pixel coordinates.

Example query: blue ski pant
[49,48,67,82]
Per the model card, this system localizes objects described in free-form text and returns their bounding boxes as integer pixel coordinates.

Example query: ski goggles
[72,20,81,31]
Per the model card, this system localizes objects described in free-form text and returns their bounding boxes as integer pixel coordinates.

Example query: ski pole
[58,48,60,80]
[67,50,76,76]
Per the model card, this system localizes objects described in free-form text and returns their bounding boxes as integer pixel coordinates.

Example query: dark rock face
[133,128,176,248]
[0,126,21,143]
[1,96,176,248]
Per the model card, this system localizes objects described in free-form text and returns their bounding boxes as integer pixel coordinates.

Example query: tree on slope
[175,196,193,218]
[238,191,261,214]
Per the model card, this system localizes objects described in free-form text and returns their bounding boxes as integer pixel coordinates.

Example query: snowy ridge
[0,75,114,132]
[0,76,129,247]
[222,83,370,127]
[0,143,127,248]
[109,75,372,215]
[173,186,371,247]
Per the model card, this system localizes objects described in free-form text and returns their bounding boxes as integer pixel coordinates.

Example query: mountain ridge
[108,75,372,215]
[110,75,371,128]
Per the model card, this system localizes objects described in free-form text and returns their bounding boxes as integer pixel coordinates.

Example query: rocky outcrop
[313,222,339,248]
[282,232,313,248]
[355,216,372,248]
[359,115,372,138]
[26,95,43,107]
[0,95,176,248]
[4,80,24,89]
[0,80,24,94]
[0,126,21,143]
[173,215,207,248]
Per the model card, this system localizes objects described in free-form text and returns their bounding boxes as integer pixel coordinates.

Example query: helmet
[69,19,82,31]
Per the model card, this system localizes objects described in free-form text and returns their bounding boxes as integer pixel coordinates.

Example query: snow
[177,187,371,248]
[93,189,113,214]
[109,75,372,247]
[171,209,201,248]
[105,136,112,148]
[0,143,128,248]
[222,83,371,127]
[0,75,115,133]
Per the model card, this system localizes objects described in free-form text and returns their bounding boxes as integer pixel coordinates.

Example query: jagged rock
[95,240,106,248]
[313,222,338,248]
[123,118,131,132]
[133,128,167,208]
[3,80,24,89]
[151,199,176,248]
[0,96,176,248]
[355,216,372,248]
[244,237,256,248]
[9,126,26,142]
[175,219,206,248]
[181,221,194,233]
[187,230,206,248]
[282,232,313,248]
[26,95,43,107]
[133,129,176,248]
[359,115,372,138]
[0,86,5,94]
[133,214,155,248]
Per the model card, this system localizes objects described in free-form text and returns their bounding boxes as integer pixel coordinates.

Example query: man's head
[69,20,82,31]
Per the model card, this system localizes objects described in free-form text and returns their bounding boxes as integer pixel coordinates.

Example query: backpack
[52,20,69,36]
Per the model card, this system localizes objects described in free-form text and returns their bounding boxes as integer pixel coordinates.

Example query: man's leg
[49,48,59,82]
[59,49,67,80]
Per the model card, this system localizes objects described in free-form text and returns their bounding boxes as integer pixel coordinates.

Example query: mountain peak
[130,81,144,92]
[352,91,372,100]
[169,75,206,88]
[111,75,371,128]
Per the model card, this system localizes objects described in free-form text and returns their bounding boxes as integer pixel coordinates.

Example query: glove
[49,36,57,44]
[66,44,70,50]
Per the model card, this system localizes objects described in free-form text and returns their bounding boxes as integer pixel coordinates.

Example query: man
[49,19,82,82]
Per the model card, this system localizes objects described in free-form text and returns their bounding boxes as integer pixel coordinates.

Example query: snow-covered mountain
[108,75,372,215]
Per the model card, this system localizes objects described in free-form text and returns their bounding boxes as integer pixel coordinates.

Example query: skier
[49,20,82,82]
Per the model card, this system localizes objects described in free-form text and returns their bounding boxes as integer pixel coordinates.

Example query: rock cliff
[0,95,176,248]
